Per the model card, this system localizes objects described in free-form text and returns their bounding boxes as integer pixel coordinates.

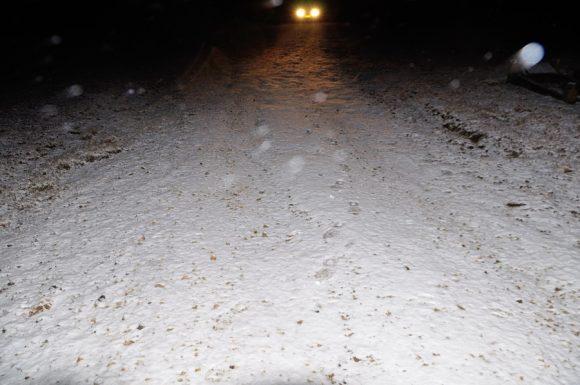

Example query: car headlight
[310,7,321,18]
[295,8,306,18]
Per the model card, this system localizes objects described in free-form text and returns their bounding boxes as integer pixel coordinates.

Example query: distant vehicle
[293,2,322,21]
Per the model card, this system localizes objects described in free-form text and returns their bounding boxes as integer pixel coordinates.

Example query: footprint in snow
[349,201,361,215]
[331,179,346,190]
[323,223,343,240]
[315,257,338,281]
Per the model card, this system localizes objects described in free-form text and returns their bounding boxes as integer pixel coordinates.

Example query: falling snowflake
[49,35,62,46]
[509,42,545,74]
[268,0,283,7]
[66,84,83,98]
[313,91,328,103]
[518,42,544,69]
[255,124,270,137]
[288,156,305,175]
[40,104,58,118]
[255,140,272,155]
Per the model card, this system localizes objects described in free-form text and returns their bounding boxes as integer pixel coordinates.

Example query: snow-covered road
[1,24,579,385]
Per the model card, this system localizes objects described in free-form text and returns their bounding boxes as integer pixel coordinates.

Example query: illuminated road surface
[1,24,579,385]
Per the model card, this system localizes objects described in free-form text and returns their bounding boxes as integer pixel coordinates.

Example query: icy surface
[0,25,579,385]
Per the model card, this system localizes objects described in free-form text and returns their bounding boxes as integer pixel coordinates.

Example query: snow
[0,25,579,385]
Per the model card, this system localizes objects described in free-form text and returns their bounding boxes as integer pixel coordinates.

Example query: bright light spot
[518,42,544,69]
[449,79,461,89]
[313,91,328,103]
[127,88,136,95]
[483,51,493,61]
[66,84,83,98]
[310,8,321,17]
[296,8,306,18]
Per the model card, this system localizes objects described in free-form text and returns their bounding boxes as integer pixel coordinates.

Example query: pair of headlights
[295,7,321,19]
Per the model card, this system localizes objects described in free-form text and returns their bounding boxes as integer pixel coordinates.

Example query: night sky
[1,0,578,89]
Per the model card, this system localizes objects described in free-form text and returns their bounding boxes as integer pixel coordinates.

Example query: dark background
[1,0,577,88]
